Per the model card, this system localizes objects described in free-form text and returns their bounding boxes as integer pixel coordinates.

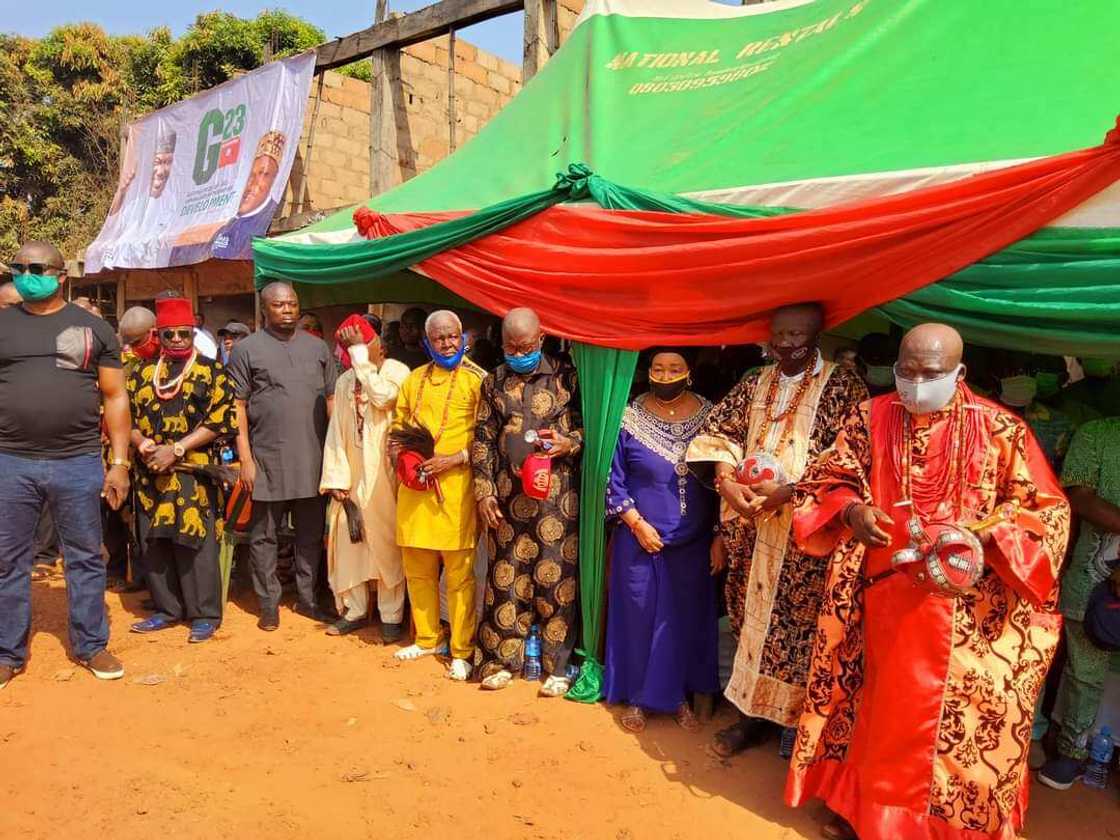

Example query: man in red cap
[320,315,412,637]
[126,294,236,644]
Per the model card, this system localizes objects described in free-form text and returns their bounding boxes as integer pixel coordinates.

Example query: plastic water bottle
[523,626,542,681]
[1084,727,1113,789]
[779,726,797,760]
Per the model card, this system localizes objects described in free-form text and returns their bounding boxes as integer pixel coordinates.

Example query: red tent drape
[359,127,1120,349]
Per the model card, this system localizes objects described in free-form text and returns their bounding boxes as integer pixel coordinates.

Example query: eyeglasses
[161,329,194,342]
[8,263,61,275]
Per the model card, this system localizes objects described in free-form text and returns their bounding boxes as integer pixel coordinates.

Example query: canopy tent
[254,0,1120,700]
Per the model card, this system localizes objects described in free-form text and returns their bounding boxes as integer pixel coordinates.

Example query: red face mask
[131,330,159,360]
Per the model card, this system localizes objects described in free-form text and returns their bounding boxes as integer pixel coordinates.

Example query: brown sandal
[675,702,701,732]
[620,705,647,733]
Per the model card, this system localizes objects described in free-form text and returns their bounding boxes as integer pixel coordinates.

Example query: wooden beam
[115,276,126,323]
[522,0,558,81]
[448,28,457,153]
[368,0,391,196]
[299,72,325,213]
[316,0,522,70]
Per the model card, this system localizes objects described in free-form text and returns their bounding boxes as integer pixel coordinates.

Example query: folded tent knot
[352,206,386,239]
[553,163,595,201]
[1107,115,1120,146]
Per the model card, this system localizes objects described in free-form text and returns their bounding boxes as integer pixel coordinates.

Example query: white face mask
[895,364,962,415]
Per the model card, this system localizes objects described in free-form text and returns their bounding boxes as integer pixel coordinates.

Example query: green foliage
[1,10,331,261]
[337,60,374,83]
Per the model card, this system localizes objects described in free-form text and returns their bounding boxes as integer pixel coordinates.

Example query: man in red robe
[787,324,1070,840]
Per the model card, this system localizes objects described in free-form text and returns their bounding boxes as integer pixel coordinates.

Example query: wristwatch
[172,442,186,459]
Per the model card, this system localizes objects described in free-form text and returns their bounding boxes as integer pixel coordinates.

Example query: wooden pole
[448,28,457,153]
[299,73,326,213]
[522,0,558,81]
[316,0,521,70]
[369,0,391,196]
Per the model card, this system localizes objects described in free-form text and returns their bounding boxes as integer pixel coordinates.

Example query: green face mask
[1082,358,1117,379]
[1035,372,1061,399]
[13,272,60,302]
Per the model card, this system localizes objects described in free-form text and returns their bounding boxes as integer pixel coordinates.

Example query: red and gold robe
[787,389,1070,840]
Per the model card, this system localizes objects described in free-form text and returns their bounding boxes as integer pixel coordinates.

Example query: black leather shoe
[293,602,332,623]
[380,621,405,644]
[257,609,280,632]
[325,617,366,636]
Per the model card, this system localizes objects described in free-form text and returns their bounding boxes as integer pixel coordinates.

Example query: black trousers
[249,497,325,612]
[145,523,222,623]
[102,500,132,580]
[34,504,59,565]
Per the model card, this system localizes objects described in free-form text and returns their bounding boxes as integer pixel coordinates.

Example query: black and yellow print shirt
[127,356,236,549]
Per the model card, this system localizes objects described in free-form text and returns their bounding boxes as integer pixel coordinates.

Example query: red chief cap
[335,313,379,370]
[155,297,194,329]
[395,450,430,492]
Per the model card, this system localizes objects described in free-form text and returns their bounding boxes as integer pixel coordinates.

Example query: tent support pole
[300,72,325,213]
[448,28,457,152]
[369,0,391,196]
[522,0,558,81]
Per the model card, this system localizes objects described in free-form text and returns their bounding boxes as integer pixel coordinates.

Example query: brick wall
[281,38,522,216]
[281,0,586,218]
[558,0,585,41]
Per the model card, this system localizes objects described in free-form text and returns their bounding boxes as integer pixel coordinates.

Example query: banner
[85,51,315,274]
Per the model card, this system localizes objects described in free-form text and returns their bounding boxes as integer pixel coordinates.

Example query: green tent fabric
[275,0,1120,228]
[252,0,1120,704]
[878,227,1120,358]
[256,167,1120,356]
[566,343,638,703]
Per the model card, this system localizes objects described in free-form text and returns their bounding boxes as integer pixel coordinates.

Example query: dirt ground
[3,574,1117,840]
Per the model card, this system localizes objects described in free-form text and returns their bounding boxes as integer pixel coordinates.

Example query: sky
[8,1,526,64]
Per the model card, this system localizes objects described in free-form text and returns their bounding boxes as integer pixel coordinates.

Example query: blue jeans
[0,452,108,667]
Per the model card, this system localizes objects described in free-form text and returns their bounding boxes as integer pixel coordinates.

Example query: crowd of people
[1,236,1118,840]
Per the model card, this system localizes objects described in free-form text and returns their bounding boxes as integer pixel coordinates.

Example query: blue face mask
[505,349,542,374]
[13,272,61,302]
[423,335,467,370]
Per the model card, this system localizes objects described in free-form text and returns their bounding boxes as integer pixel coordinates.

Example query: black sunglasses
[161,328,194,341]
[8,263,61,275]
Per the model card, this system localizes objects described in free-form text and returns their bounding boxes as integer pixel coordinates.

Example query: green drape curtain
[255,165,1120,356]
[566,343,639,703]
[876,227,1120,357]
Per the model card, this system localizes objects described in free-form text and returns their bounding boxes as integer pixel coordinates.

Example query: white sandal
[448,658,473,681]
[481,669,513,691]
[539,675,570,698]
[394,641,449,661]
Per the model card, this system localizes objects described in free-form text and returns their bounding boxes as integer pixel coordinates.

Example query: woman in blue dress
[604,349,720,732]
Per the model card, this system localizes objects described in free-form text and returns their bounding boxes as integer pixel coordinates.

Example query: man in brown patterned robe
[472,308,583,697]
[686,303,867,757]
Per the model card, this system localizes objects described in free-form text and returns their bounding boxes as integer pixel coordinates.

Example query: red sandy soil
[2,574,1117,840]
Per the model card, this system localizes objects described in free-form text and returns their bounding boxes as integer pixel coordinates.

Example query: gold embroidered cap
[254,130,286,162]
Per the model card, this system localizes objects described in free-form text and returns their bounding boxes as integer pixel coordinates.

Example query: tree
[1,10,368,261]
[1,25,129,257]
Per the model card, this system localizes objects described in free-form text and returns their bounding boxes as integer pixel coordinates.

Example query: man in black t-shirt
[0,240,133,689]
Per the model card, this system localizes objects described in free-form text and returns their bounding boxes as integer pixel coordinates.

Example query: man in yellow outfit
[392,310,486,680]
